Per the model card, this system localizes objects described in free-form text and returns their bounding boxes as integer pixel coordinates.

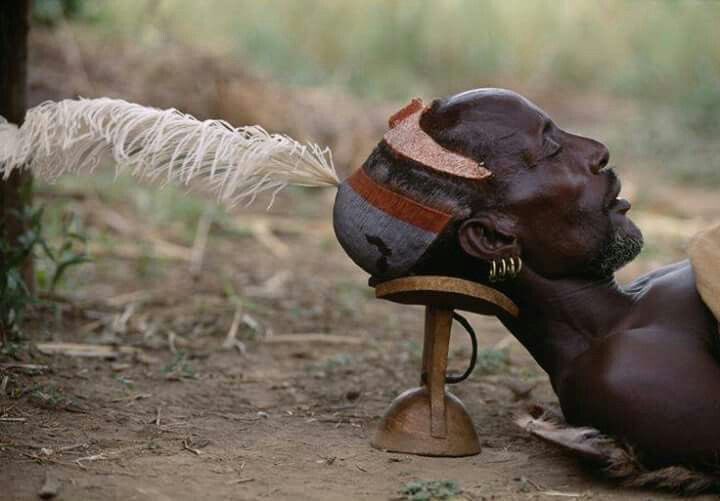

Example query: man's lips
[604,171,631,214]
[610,198,632,214]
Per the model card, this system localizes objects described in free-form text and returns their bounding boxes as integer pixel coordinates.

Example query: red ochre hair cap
[388,98,425,129]
[332,98,492,279]
[384,98,491,181]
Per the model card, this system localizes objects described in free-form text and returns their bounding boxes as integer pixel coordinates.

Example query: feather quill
[0,97,339,206]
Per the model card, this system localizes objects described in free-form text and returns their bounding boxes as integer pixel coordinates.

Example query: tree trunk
[0,1,33,290]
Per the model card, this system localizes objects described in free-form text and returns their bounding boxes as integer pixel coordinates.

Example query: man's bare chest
[621,262,716,340]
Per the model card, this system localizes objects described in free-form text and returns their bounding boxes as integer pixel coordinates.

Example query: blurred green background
[56,0,719,106]
[32,0,720,186]
[23,0,720,295]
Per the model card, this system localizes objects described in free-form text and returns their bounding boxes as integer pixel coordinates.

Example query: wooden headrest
[375,275,519,318]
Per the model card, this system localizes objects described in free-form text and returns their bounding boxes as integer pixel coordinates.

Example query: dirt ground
[3,25,720,501]
[2,176,720,501]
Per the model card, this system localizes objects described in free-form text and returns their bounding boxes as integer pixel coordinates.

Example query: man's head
[333,88,643,283]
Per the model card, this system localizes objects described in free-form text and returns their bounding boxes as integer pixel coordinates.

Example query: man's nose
[586,140,609,174]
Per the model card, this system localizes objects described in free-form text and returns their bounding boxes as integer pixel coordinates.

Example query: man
[333,88,720,466]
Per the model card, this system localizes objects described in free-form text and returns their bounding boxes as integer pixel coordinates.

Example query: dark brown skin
[424,89,720,466]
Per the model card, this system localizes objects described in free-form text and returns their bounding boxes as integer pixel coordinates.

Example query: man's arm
[558,328,720,464]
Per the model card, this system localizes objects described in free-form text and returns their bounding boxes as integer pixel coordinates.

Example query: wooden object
[371,275,518,457]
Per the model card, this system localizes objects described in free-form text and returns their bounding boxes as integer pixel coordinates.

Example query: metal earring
[505,256,522,279]
[488,259,498,283]
[507,257,516,277]
[488,256,523,283]
[512,256,523,277]
[489,258,506,283]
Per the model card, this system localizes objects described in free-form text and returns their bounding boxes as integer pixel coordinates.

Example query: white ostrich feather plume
[0,97,339,206]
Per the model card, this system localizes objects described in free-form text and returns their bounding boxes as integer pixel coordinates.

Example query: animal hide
[516,409,720,494]
[0,98,339,207]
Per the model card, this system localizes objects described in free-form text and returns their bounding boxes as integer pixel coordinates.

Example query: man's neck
[497,269,636,382]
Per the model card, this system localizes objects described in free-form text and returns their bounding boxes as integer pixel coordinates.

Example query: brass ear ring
[498,258,508,281]
[513,256,523,277]
[506,256,522,279]
[488,256,522,283]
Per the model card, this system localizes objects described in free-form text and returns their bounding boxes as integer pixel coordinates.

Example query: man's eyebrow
[532,110,551,134]
[496,131,518,142]
[541,117,553,134]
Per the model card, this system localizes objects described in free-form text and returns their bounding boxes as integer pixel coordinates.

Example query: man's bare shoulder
[620,259,714,328]
[624,259,691,293]
[563,260,716,389]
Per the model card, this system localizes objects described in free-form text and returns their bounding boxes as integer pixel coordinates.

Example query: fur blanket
[515,407,720,495]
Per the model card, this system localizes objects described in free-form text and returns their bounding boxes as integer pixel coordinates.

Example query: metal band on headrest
[383,98,491,181]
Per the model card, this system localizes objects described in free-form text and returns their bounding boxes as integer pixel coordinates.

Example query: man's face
[429,89,643,279]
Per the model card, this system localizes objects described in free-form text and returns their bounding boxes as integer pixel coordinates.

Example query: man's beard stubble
[584,221,644,279]
[579,167,645,279]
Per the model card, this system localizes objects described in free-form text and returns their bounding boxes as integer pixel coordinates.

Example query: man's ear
[458,214,520,261]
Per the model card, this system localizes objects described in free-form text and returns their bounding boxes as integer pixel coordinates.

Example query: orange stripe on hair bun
[347,168,451,234]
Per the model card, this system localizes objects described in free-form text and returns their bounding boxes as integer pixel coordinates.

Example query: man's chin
[583,221,644,279]
[626,216,643,243]
[617,212,643,242]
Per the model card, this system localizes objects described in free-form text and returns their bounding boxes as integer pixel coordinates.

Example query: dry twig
[190,206,213,277]
[222,307,247,353]
[182,439,202,456]
[226,478,255,485]
[0,363,49,373]
[36,342,143,359]
[250,220,289,258]
[264,333,366,345]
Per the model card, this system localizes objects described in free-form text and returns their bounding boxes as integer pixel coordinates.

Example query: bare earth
[1,179,719,501]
